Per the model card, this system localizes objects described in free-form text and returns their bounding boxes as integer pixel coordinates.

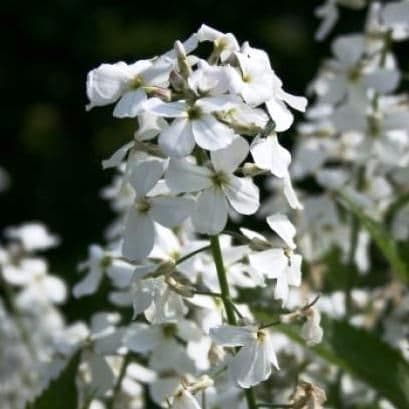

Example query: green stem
[209,235,236,324]
[107,353,131,409]
[176,245,211,265]
[209,235,257,409]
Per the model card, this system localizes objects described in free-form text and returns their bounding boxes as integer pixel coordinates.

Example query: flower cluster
[258,1,409,408]
[70,25,326,409]
[0,222,73,409]
[286,1,409,273]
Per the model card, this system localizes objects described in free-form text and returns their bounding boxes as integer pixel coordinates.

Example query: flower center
[242,73,252,83]
[130,74,144,90]
[347,67,361,83]
[162,324,177,338]
[211,171,228,188]
[99,255,112,269]
[187,105,203,120]
[256,329,267,341]
[135,198,151,213]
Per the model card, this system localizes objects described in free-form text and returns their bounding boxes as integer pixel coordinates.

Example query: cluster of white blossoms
[285,0,409,273]
[71,25,328,409]
[260,1,409,408]
[0,222,72,409]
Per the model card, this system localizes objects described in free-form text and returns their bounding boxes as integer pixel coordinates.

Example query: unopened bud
[144,86,172,101]
[241,163,264,177]
[279,310,302,324]
[174,40,191,78]
[165,275,195,297]
[189,375,214,394]
[155,260,176,276]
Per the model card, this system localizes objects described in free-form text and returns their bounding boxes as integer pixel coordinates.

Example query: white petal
[279,90,308,112]
[248,249,288,279]
[144,98,188,118]
[283,175,303,210]
[301,309,323,346]
[136,112,168,141]
[122,211,155,261]
[150,377,180,406]
[230,339,274,388]
[165,158,212,193]
[106,260,135,288]
[192,188,228,234]
[332,34,365,65]
[266,213,297,249]
[102,141,134,169]
[364,69,400,94]
[73,268,103,298]
[86,62,130,109]
[224,176,259,215]
[94,329,125,354]
[158,118,195,157]
[210,325,254,346]
[192,115,236,151]
[288,254,302,286]
[211,136,249,173]
[197,24,224,42]
[128,160,163,196]
[274,273,289,303]
[382,1,409,27]
[43,276,67,303]
[265,98,294,132]
[113,89,147,118]
[197,95,241,113]
[124,323,160,353]
[250,134,291,178]
[132,281,154,317]
[150,197,193,227]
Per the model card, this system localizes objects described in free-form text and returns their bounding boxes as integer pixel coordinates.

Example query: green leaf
[256,310,409,409]
[26,351,80,409]
[384,191,409,228]
[337,192,409,283]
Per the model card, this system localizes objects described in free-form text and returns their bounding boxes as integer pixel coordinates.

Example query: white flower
[210,325,279,388]
[250,133,291,178]
[165,137,259,234]
[5,223,60,252]
[144,95,239,157]
[230,42,307,129]
[197,24,240,62]
[86,57,172,117]
[73,245,134,298]
[301,307,324,346]
[2,258,66,307]
[248,215,302,304]
[315,0,339,41]
[122,160,193,260]
[231,45,278,106]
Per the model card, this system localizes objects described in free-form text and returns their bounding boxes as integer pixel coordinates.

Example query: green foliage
[26,351,80,409]
[337,192,409,284]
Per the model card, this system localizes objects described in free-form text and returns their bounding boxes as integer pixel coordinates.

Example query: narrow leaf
[26,351,81,409]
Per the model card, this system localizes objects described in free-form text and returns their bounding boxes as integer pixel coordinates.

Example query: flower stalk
[209,234,258,409]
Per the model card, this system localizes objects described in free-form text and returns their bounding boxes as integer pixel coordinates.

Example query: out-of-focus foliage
[27,351,80,409]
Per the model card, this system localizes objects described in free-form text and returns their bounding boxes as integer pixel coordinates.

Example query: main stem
[209,235,257,409]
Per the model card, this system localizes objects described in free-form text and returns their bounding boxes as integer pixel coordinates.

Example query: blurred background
[0,0,371,320]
